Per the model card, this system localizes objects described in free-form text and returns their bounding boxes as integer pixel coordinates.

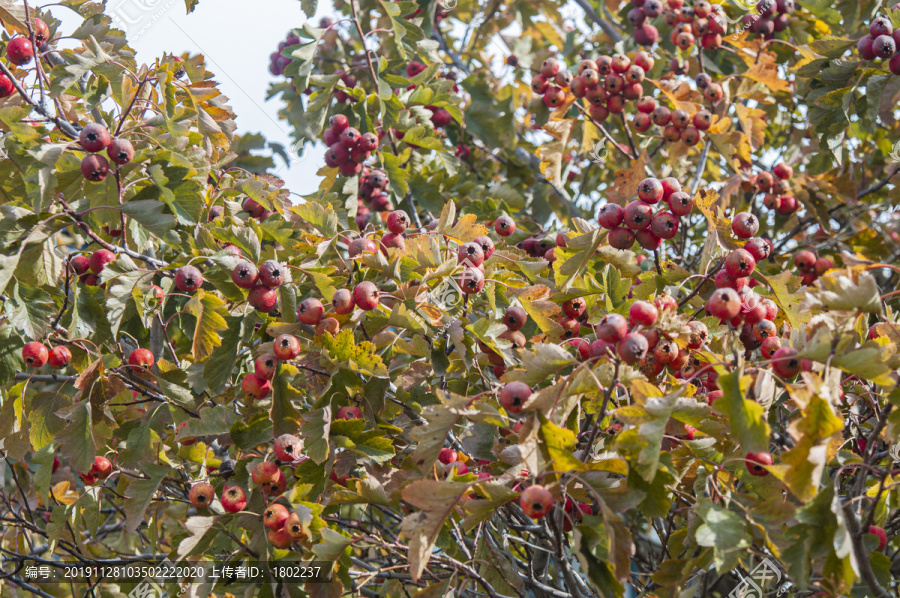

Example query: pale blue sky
[52,0,335,194]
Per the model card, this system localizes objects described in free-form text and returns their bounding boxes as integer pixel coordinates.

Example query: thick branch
[56,196,168,268]
[0,62,78,138]
[572,0,623,43]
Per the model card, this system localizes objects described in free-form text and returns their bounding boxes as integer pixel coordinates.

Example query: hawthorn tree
[2,0,900,596]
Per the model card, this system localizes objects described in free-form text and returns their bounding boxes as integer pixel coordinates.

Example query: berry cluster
[858,15,900,75]
[356,168,392,227]
[793,249,834,286]
[231,259,285,314]
[22,340,71,370]
[241,197,276,222]
[661,0,728,50]
[740,162,797,215]
[78,122,135,182]
[545,53,654,121]
[517,484,593,530]
[323,114,378,177]
[632,94,715,145]
[597,176,693,251]
[0,19,49,96]
[740,0,797,40]
[268,31,301,77]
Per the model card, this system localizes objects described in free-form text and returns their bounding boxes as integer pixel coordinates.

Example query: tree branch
[571,0,623,43]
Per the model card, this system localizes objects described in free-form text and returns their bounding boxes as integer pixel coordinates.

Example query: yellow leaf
[743,62,790,93]
[51,481,80,506]
[708,131,752,171]
[531,21,565,49]
[443,213,489,243]
[582,120,601,153]
[706,116,732,135]
[649,79,704,113]
[734,104,767,151]
[693,188,746,252]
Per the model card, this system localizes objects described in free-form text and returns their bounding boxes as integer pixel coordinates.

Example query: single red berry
[80,123,112,153]
[174,265,204,293]
[617,332,650,364]
[597,313,629,343]
[242,373,272,399]
[500,381,532,414]
[48,345,72,369]
[221,485,248,513]
[6,37,34,65]
[474,236,495,260]
[254,353,278,380]
[504,306,527,330]
[731,212,759,239]
[562,298,586,319]
[794,250,817,273]
[81,154,110,181]
[248,285,278,313]
[331,288,355,314]
[22,341,49,368]
[353,281,380,310]
[89,249,116,274]
[231,262,259,289]
[520,485,553,519]
[259,260,285,288]
[32,18,50,45]
[458,242,485,267]
[495,216,516,237]
[128,348,155,368]
[597,203,625,229]
[107,138,134,164]
[189,482,215,508]
[771,346,800,378]
[608,227,635,249]
[629,300,658,327]
[745,451,773,476]
[706,288,741,322]
[297,298,325,326]
[387,210,410,235]
[725,248,756,278]
[623,201,653,230]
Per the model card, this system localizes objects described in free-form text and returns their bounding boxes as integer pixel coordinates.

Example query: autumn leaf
[185,289,229,361]
[400,480,471,582]
[735,104,768,151]
[606,150,650,205]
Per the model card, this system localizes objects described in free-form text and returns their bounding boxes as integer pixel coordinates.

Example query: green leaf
[54,399,94,472]
[119,200,177,235]
[695,500,749,571]
[123,463,170,532]
[504,343,575,386]
[320,329,388,378]
[294,201,338,237]
[553,228,602,291]
[0,324,25,383]
[270,366,302,437]
[230,411,273,449]
[381,151,410,196]
[180,407,240,439]
[203,314,254,395]
[713,370,771,454]
[300,405,332,464]
[774,387,843,501]
[28,392,67,450]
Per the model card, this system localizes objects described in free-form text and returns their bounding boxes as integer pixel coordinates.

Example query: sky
[51,0,334,195]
